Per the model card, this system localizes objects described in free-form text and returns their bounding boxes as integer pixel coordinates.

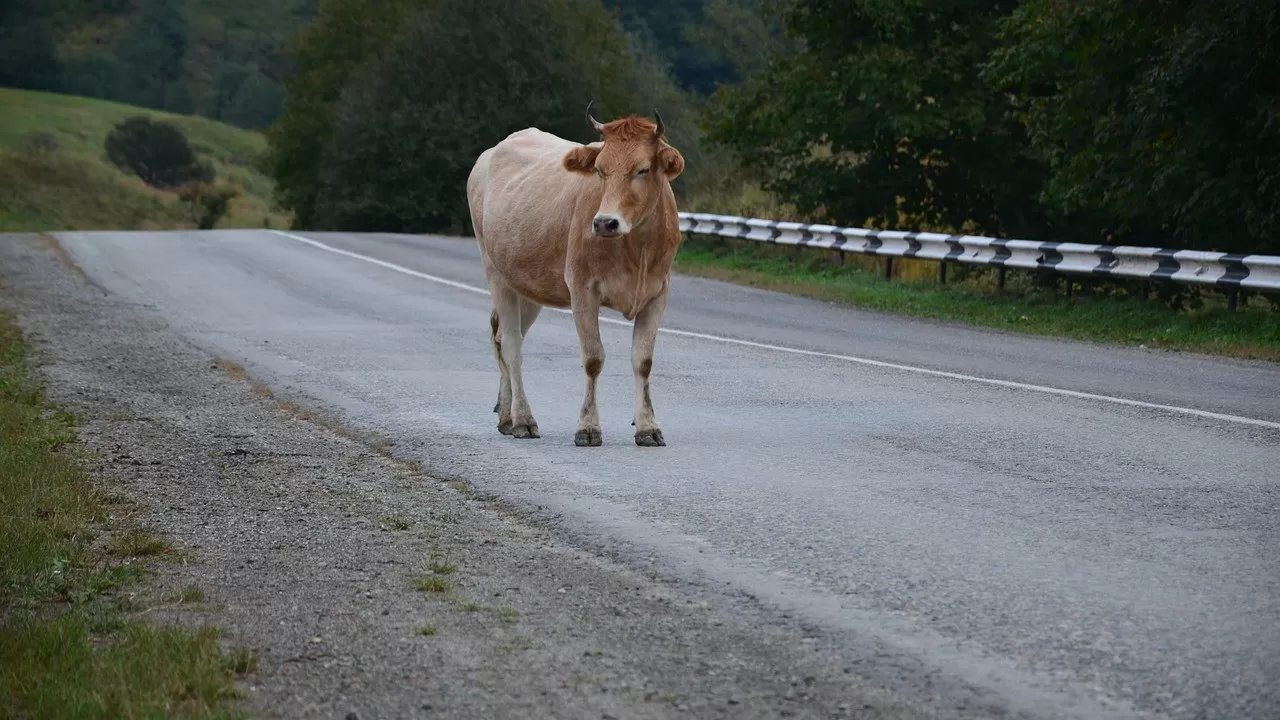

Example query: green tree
[262,0,418,228]
[116,0,191,112]
[701,0,1046,238]
[105,115,213,189]
[987,0,1280,255]
[0,0,63,91]
[267,0,725,232]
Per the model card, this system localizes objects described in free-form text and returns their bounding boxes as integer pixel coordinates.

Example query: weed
[223,646,258,675]
[428,554,458,575]
[106,527,169,558]
[411,576,451,593]
[416,624,438,636]
[380,515,411,531]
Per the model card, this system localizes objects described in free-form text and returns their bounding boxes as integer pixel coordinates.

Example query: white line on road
[272,230,1280,431]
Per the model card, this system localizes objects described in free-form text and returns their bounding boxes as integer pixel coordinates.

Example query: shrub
[104,115,213,189]
[176,180,240,229]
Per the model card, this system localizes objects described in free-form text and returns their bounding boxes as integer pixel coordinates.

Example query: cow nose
[593,215,621,235]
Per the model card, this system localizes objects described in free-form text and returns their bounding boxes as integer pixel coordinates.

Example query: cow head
[562,102,685,239]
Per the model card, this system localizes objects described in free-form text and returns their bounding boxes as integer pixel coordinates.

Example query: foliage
[0,88,290,232]
[0,0,316,130]
[105,115,214,189]
[603,0,736,94]
[701,0,1049,239]
[986,0,1280,256]
[178,179,242,229]
[268,0,731,233]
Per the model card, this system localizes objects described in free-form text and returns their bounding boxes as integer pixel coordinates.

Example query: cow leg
[571,292,604,447]
[491,309,510,416]
[492,300,541,414]
[631,283,669,447]
[493,287,539,438]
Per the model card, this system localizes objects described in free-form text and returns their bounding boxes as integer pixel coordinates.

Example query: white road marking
[272,230,1280,431]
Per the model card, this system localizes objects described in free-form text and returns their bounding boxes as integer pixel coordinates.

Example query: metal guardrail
[678,212,1280,305]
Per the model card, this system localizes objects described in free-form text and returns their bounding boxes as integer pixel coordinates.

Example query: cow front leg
[495,289,539,438]
[631,283,668,447]
[572,292,604,447]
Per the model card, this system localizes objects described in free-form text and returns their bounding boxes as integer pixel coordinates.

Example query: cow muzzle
[592,213,629,238]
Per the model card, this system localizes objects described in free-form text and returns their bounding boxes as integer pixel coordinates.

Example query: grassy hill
[0,88,291,232]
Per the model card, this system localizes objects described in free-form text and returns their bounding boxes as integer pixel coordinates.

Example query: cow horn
[586,100,605,133]
[653,109,665,138]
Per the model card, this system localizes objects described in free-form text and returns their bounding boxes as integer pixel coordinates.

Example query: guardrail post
[1141,280,1151,300]
[883,257,893,280]
[939,261,948,285]
[1227,288,1239,311]
[997,266,1007,291]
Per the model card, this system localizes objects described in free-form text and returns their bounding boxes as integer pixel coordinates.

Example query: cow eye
[636,167,649,176]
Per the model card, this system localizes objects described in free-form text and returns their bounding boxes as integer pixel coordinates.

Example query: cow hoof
[511,423,540,439]
[574,429,603,447]
[498,420,513,435]
[634,428,665,447]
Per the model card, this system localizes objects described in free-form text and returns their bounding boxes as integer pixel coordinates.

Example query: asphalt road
[53,229,1280,719]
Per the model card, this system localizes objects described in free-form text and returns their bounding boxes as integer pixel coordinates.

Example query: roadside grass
[673,236,1280,362]
[0,310,251,718]
[0,87,291,233]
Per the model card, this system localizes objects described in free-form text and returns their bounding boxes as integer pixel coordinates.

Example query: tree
[105,115,213,189]
[116,0,191,112]
[701,0,1047,238]
[0,0,63,91]
[267,0,726,232]
[987,0,1280,255]
[262,0,419,228]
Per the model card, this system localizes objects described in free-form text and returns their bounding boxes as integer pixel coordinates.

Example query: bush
[104,115,213,189]
[176,180,240,229]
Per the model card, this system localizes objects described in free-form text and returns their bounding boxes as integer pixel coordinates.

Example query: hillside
[0,88,290,232]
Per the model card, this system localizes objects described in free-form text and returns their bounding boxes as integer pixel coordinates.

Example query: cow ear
[563,145,601,174]
[659,146,684,180]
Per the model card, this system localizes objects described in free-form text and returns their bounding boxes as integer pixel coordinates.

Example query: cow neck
[620,188,673,320]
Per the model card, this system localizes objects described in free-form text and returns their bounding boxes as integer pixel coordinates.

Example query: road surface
[47,229,1280,719]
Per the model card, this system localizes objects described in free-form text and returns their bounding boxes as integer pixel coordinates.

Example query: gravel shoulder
[0,233,917,719]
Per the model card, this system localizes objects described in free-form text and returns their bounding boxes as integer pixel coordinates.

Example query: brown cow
[466,105,685,447]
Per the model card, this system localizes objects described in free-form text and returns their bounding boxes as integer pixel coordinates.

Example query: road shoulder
[0,232,912,719]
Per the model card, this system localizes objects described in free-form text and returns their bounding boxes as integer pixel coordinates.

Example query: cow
[466,104,686,447]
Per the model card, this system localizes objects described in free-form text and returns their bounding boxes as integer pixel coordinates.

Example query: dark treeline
[0,0,316,129]
[263,0,756,233]
[2,0,1274,259]
[704,0,1280,257]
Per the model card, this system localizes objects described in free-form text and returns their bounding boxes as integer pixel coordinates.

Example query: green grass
[0,310,250,718]
[0,87,290,233]
[411,576,451,593]
[673,236,1280,362]
[416,624,438,636]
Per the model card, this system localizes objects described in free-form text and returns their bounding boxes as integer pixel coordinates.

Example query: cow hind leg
[494,287,539,439]
[494,299,542,414]
[490,308,511,419]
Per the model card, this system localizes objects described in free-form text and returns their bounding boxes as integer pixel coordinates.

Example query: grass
[427,555,458,575]
[0,310,250,718]
[411,576,451,593]
[673,236,1280,362]
[416,624,438,636]
[0,87,291,233]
